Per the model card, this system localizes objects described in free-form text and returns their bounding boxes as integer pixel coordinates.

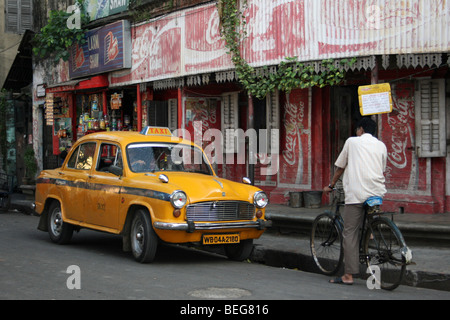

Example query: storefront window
[76,90,138,139]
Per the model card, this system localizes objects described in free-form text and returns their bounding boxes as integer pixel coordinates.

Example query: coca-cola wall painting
[279,88,311,190]
[104,0,449,211]
[109,0,449,86]
[379,82,446,213]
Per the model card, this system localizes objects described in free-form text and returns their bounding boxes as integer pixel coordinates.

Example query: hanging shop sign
[358,83,393,116]
[45,93,54,125]
[36,84,46,97]
[69,20,131,79]
[110,92,122,109]
[83,0,129,21]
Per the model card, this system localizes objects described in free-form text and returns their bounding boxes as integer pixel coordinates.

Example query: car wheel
[225,239,254,261]
[47,201,73,244]
[130,209,158,263]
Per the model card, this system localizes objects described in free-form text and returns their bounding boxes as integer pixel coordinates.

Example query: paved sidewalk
[251,204,450,292]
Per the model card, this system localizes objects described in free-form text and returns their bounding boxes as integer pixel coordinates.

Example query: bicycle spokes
[310,213,343,276]
[364,218,406,290]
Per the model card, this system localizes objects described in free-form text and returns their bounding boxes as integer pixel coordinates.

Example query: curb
[265,209,450,241]
[249,242,450,292]
[252,209,450,292]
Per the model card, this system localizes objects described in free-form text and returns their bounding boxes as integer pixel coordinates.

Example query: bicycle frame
[363,211,413,266]
[311,190,413,289]
[330,199,412,266]
[328,199,344,230]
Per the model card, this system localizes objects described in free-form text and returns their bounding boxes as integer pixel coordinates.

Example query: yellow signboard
[358,83,393,116]
[140,126,173,136]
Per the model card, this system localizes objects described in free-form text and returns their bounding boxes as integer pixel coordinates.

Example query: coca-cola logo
[283,101,305,166]
[205,10,222,47]
[382,85,420,190]
[104,31,119,64]
[386,97,414,170]
[73,44,85,70]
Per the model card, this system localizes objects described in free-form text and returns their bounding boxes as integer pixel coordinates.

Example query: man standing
[324,117,387,285]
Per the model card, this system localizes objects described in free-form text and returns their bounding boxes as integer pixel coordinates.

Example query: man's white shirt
[335,133,387,204]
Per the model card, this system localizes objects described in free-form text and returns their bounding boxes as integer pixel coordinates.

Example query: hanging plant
[32,0,90,62]
[217,0,355,100]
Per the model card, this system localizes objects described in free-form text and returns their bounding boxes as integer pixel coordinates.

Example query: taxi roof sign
[358,83,393,116]
[140,126,173,136]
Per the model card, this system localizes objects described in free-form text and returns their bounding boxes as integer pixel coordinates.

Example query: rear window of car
[66,142,97,170]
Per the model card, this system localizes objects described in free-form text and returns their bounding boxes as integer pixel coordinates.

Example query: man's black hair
[357,117,377,135]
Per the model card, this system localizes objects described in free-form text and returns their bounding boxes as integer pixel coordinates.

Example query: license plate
[203,234,240,245]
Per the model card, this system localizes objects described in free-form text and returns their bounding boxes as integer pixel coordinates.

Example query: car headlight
[254,191,268,209]
[170,190,187,209]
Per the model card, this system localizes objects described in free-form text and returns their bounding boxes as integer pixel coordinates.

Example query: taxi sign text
[141,126,172,136]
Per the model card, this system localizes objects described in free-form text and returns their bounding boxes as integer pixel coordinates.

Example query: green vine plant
[217,0,356,100]
[32,0,90,62]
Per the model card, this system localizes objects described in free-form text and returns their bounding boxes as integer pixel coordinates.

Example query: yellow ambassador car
[35,127,271,263]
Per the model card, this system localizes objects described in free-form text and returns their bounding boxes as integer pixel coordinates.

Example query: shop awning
[2,30,33,92]
[46,80,80,93]
[46,75,109,93]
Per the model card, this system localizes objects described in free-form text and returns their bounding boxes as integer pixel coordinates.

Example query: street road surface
[1,211,449,305]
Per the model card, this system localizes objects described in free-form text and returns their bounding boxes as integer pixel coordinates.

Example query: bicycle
[310,188,413,290]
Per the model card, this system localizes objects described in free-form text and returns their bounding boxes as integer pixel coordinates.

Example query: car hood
[157,172,259,204]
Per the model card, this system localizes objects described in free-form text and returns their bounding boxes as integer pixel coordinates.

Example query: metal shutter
[415,79,446,158]
[168,99,178,132]
[5,0,32,34]
[221,92,239,154]
[266,89,280,154]
[5,0,19,33]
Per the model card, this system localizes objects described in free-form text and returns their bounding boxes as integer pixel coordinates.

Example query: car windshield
[126,143,212,175]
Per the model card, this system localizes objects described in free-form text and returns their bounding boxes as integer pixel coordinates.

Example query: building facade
[1,0,34,185]
[33,0,450,214]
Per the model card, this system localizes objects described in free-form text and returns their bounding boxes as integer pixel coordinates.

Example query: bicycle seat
[365,196,383,215]
[364,196,383,207]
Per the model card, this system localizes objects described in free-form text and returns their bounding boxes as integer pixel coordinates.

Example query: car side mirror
[109,165,123,177]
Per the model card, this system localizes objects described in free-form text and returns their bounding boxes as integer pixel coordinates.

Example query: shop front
[102,1,449,213]
[44,76,149,163]
[39,19,134,166]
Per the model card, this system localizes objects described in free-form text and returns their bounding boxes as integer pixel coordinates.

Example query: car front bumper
[153,219,272,233]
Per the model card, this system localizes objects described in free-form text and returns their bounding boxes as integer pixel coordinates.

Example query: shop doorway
[147,101,169,127]
[329,86,361,167]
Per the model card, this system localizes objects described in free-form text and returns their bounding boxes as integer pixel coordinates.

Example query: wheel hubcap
[132,221,145,255]
[51,210,62,236]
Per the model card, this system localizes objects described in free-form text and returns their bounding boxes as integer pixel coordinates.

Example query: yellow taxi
[35,127,271,263]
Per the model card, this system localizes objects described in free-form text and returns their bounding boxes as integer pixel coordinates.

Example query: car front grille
[186,201,255,222]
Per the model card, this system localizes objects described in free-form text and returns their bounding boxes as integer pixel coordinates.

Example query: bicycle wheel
[363,217,406,290]
[310,212,343,275]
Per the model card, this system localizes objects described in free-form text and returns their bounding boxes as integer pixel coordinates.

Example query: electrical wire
[388,62,449,83]
[0,41,21,54]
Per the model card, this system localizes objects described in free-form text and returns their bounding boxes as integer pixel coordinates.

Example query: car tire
[47,201,73,245]
[130,209,158,263]
[225,239,254,261]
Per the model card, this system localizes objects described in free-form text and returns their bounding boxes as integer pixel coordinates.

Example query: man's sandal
[329,277,353,285]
